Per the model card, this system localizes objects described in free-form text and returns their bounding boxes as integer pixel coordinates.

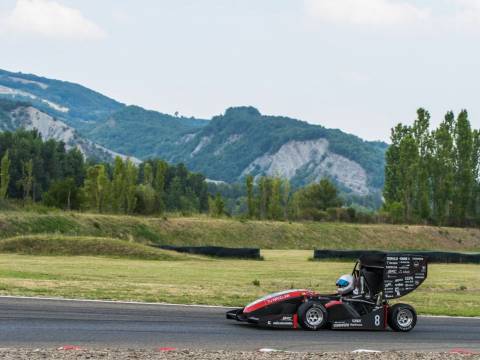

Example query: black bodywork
[226,252,427,331]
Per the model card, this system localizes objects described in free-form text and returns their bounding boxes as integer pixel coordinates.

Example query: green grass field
[0,250,477,317]
[1,211,480,251]
[1,210,478,317]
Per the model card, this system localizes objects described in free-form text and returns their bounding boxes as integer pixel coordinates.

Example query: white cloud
[1,0,106,40]
[305,0,430,26]
[449,0,480,32]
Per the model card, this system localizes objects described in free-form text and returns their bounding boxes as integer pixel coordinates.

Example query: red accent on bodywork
[325,300,342,309]
[293,313,298,329]
[157,348,177,352]
[243,290,316,313]
[57,345,82,351]
[449,348,478,355]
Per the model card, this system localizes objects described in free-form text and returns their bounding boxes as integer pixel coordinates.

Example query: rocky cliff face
[170,107,385,196]
[1,104,138,163]
[241,139,369,195]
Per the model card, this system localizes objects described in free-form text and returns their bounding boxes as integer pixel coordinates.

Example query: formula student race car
[226,252,427,332]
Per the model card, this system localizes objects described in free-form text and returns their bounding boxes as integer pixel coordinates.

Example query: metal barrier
[153,245,261,259]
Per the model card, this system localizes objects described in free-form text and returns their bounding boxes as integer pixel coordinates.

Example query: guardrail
[152,245,262,259]
[313,250,480,263]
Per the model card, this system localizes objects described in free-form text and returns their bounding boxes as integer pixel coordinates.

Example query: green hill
[171,107,387,189]
[88,105,207,159]
[90,106,387,196]
[0,69,123,130]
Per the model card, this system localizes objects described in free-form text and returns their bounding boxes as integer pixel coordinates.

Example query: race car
[226,252,427,332]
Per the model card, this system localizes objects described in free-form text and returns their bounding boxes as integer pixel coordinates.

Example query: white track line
[1,295,479,319]
[418,314,480,320]
[0,295,230,309]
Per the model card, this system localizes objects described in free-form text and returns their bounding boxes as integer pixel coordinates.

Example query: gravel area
[0,349,478,360]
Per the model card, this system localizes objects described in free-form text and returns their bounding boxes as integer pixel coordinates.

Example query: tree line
[237,175,346,221]
[0,130,208,215]
[10,115,480,228]
[0,130,348,221]
[384,108,480,226]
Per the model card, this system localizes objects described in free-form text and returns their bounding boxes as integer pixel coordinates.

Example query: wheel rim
[397,309,413,328]
[306,307,324,326]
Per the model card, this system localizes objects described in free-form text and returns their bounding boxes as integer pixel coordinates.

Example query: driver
[336,274,355,297]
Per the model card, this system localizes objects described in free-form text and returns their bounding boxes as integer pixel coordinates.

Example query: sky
[1,0,480,142]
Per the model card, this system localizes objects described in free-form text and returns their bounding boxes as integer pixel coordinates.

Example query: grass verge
[0,211,479,251]
[0,235,189,260]
[0,250,477,317]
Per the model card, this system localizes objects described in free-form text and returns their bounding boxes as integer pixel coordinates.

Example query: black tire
[297,302,328,331]
[388,304,417,332]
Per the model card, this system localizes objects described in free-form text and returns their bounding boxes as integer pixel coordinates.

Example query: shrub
[385,202,405,224]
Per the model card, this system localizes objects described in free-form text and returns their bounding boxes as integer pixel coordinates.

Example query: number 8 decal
[375,314,380,326]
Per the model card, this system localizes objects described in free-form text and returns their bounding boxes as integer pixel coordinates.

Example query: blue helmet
[336,274,354,295]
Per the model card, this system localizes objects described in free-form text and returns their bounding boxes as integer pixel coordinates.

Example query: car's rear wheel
[297,302,328,330]
[388,304,417,332]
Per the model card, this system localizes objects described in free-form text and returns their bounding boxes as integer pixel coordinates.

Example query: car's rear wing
[382,254,428,299]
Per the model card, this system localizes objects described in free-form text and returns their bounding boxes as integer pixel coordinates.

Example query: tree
[268,177,283,220]
[63,148,85,187]
[0,129,213,216]
[282,179,291,220]
[136,160,156,215]
[167,176,182,211]
[18,159,34,202]
[136,184,156,214]
[398,133,418,222]
[385,201,404,224]
[412,109,431,220]
[43,178,84,210]
[0,150,10,200]
[83,164,110,213]
[452,110,473,225]
[212,193,225,217]
[0,129,81,201]
[124,159,138,214]
[431,112,455,224]
[383,108,480,226]
[153,160,167,213]
[383,124,408,205]
[84,166,100,210]
[96,164,111,213]
[246,175,255,218]
[471,130,480,219]
[258,176,272,219]
[294,179,342,220]
[111,156,125,213]
[143,162,153,186]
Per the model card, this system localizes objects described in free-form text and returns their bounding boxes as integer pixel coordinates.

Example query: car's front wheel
[297,302,328,330]
[388,304,417,332]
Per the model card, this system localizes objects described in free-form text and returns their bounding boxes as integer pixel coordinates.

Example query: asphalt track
[0,297,479,352]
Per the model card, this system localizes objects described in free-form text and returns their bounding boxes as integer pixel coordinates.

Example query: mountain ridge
[168,106,386,194]
[0,69,124,130]
[0,69,387,197]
